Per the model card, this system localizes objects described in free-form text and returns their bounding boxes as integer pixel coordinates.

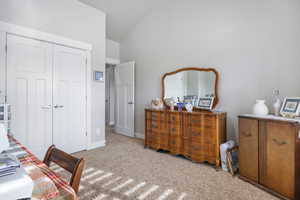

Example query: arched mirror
[162,67,219,110]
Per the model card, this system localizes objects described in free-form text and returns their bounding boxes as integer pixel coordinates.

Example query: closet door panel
[6,34,53,159]
[53,45,87,154]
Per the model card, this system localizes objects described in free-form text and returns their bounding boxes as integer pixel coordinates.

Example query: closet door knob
[54,105,64,109]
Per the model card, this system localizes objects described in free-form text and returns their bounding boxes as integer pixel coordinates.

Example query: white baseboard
[87,140,106,150]
[115,126,134,137]
[135,132,145,139]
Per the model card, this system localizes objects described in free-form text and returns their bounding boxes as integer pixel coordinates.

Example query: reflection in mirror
[164,70,216,107]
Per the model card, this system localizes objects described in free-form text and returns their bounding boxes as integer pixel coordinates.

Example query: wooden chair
[43,145,85,194]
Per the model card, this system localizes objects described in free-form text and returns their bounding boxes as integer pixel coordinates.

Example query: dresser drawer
[169,136,181,147]
[202,129,217,144]
[183,139,191,157]
[169,136,182,154]
[159,135,169,149]
[146,111,152,120]
[170,113,180,123]
[202,143,216,157]
[150,120,160,132]
[169,125,181,136]
[151,112,161,121]
[190,115,202,126]
[202,115,216,128]
[190,141,202,155]
[190,130,202,142]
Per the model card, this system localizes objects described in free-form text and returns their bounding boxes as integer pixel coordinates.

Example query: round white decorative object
[253,100,269,115]
[185,102,193,112]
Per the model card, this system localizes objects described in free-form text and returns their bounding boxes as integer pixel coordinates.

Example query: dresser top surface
[239,114,300,124]
[145,108,226,115]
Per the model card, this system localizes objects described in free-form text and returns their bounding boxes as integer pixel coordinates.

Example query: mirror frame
[161,67,219,110]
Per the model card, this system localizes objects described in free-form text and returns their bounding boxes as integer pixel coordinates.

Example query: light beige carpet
[52,132,279,200]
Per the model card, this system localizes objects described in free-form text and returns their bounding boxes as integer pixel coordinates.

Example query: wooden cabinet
[239,118,259,182]
[145,109,226,167]
[239,116,300,200]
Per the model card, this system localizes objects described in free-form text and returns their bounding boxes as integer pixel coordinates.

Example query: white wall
[0,0,106,145]
[106,39,120,63]
[0,32,5,104]
[121,0,300,140]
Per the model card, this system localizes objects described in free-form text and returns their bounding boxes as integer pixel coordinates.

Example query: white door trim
[0,21,93,150]
[105,57,120,65]
[0,21,92,50]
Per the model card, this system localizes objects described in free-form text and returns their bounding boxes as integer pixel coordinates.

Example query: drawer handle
[192,132,200,136]
[243,132,252,137]
[152,125,158,129]
[172,116,176,120]
[172,128,176,132]
[272,138,287,146]
[193,146,200,151]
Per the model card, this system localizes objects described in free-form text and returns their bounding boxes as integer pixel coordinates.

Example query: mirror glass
[164,70,216,107]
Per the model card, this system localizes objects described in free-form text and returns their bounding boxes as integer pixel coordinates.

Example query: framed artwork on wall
[280,97,300,118]
[94,70,104,82]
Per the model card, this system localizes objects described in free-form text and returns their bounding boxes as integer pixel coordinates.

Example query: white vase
[253,100,269,115]
[273,98,282,116]
[185,102,193,112]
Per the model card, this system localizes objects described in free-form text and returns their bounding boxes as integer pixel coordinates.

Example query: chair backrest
[43,145,85,194]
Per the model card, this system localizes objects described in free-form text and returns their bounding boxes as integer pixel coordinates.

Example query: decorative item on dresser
[239,114,300,200]
[280,97,300,118]
[145,67,227,167]
[252,100,269,115]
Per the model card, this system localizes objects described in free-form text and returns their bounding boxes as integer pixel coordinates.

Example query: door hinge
[85,131,88,136]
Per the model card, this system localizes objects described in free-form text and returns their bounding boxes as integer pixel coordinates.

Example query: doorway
[105,64,116,135]
[105,62,135,138]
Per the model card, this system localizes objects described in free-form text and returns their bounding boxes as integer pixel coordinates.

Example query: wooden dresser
[145,109,226,167]
[239,115,300,200]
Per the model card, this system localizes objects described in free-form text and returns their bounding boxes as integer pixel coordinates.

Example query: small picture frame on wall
[280,97,300,118]
[198,97,214,110]
[94,71,104,82]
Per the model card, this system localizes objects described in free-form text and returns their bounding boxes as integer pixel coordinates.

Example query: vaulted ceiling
[79,0,170,42]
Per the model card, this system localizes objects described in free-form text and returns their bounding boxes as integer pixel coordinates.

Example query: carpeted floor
[52,132,279,200]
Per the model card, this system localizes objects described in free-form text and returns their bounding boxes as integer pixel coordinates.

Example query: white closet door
[115,61,135,137]
[53,45,87,153]
[6,34,53,159]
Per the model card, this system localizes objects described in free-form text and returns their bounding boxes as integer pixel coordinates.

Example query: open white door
[115,61,135,137]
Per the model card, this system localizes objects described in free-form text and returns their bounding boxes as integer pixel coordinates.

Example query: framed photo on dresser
[198,97,214,110]
[280,97,300,117]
